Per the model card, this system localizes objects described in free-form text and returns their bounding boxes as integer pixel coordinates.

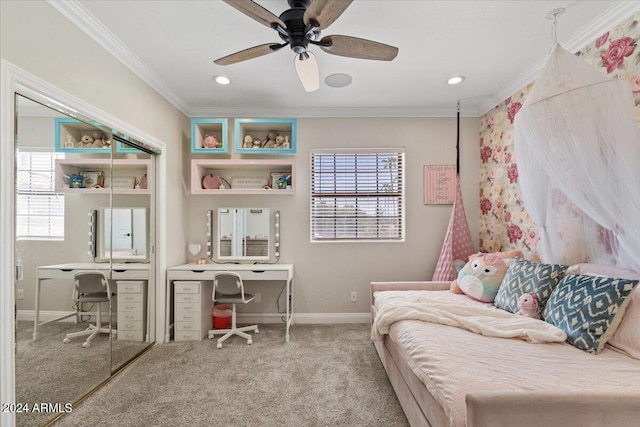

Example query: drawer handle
[252,270,265,273]
[182,297,192,300]
[125,315,135,319]
[184,325,191,329]
[125,305,136,310]
[183,306,192,310]
[127,324,134,328]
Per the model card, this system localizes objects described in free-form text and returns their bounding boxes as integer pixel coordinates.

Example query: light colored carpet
[15,320,150,427]
[53,323,408,426]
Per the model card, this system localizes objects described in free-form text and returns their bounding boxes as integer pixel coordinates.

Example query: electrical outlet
[350,291,357,303]
[17,289,25,300]
[254,293,261,303]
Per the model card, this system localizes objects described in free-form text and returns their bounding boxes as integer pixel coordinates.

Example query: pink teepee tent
[432,102,476,281]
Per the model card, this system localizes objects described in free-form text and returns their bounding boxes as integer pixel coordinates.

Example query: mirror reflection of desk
[34,263,150,342]
[166,263,294,343]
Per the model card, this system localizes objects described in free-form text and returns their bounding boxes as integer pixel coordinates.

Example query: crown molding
[478,2,640,115]
[189,106,481,118]
[48,0,639,119]
[47,0,190,116]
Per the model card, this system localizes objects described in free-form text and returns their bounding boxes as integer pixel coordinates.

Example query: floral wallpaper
[478,12,640,258]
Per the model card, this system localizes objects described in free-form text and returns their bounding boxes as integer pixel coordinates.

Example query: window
[16,149,65,240]
[311,149,404,242]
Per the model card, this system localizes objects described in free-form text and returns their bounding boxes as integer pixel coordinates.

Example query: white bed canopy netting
[514,44,640,272]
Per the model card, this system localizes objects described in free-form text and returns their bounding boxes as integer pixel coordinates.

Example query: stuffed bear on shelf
[263,131,278,148]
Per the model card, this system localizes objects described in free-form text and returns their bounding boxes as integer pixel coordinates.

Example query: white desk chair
[208,271,259,348]
[63,271,115,348]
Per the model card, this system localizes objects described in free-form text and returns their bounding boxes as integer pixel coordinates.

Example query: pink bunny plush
[516,293,540,319]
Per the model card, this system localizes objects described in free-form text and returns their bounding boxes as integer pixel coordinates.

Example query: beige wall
[1,1,190,283]
[3,1,480,318]
[187,117,480,315]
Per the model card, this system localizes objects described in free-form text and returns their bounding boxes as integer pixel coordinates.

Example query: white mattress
[374,290,640,427]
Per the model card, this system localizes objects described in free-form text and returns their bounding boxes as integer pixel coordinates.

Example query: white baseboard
[19,310,371,326]
[237,312,371,324]
[17,310,113,323]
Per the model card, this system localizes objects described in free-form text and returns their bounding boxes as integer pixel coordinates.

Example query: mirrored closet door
[13,93,157,426]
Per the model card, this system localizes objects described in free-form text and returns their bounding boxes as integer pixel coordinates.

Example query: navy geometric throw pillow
[543,274,639,354]
[494,258,568,315]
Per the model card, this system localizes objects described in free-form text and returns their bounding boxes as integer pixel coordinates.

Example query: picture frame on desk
[111,176,136,189]
[79,171,104,188]
[270,171,291,189]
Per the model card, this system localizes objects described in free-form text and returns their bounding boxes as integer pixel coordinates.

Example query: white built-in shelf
[191,159,296,195]
[55,159,152,195]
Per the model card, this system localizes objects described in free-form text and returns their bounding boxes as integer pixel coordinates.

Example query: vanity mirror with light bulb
[206,208,280,263]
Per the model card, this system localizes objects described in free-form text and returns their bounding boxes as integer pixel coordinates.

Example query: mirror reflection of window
[217,208,270,260]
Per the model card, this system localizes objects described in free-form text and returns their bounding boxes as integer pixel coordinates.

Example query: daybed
[370,271,640,427]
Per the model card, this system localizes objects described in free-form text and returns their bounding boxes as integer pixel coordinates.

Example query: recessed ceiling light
[447,75,465,85]
[324,73,352,88]
[213,75,231,85]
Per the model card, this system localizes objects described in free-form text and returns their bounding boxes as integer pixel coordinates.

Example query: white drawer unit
[116,280,146,342]
[173,281,214,342]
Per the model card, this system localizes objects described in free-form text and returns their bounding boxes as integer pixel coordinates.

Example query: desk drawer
[239,270,288,281]
[175,302,200,314]
[118,330,143,341]
[175,293,202,303]
[118,281,143,293]
[118,320,142,331]
[175,312,199,322]
[174,330,203,342]
[119,302,142,312]
[111,270,149,280]
[118,311,143,322]
[175,281,200,294]
[175,320,200,331]
[118,293,143,303]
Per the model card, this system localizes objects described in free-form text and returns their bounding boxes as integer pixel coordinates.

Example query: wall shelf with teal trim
[234,118,296,154]
[191,118,228,153]
[54,118,139,153]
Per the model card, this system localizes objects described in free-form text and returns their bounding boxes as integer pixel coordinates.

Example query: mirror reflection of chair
[208,272,258,348]
[62,271,116,348]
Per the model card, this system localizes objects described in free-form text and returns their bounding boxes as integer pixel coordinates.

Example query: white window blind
[16,149,65,240]
[311,149,404,241]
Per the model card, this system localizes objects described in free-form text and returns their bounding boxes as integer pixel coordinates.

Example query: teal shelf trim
[234,118,297,154]
[54,118,139,154]
[191,118,229,153]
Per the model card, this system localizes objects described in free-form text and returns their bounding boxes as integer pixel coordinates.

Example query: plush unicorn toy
[516,293,540,319]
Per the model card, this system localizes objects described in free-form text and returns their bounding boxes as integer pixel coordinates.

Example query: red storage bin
[212,304,231,329]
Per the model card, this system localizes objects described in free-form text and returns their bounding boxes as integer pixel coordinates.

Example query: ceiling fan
[214,0,399,92]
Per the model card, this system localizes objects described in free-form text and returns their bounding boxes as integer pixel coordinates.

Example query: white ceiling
[51,1,639,117]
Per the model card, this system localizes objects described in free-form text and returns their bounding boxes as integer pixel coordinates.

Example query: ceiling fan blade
[294,52,320,92]
[214,43,286,66]
[303,0,353,30]
[318,35,398,61]
[223,0,286,29]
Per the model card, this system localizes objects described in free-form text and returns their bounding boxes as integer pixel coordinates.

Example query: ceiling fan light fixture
[294,51,319,92]
[447,75,465,85]
[213,75,231,85]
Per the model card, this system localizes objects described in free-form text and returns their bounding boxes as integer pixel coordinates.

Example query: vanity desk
[166,263,294,343]
[33,262,150,341]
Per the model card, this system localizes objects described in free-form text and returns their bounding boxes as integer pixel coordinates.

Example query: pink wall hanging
[424,164,456,204]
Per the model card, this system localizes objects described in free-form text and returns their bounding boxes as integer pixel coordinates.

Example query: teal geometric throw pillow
[543,274,639,354]
[494,258,568,315]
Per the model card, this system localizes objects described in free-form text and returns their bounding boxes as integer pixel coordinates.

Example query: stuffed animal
[203,134,218,148]
[252,138,262,148]
[79,134,94,147]
[516,293,540,319]
[275,135,285,148]
[450,253,508,302]
[243,135,253,148]
[263,131,277,148]
[92,132,105,147]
